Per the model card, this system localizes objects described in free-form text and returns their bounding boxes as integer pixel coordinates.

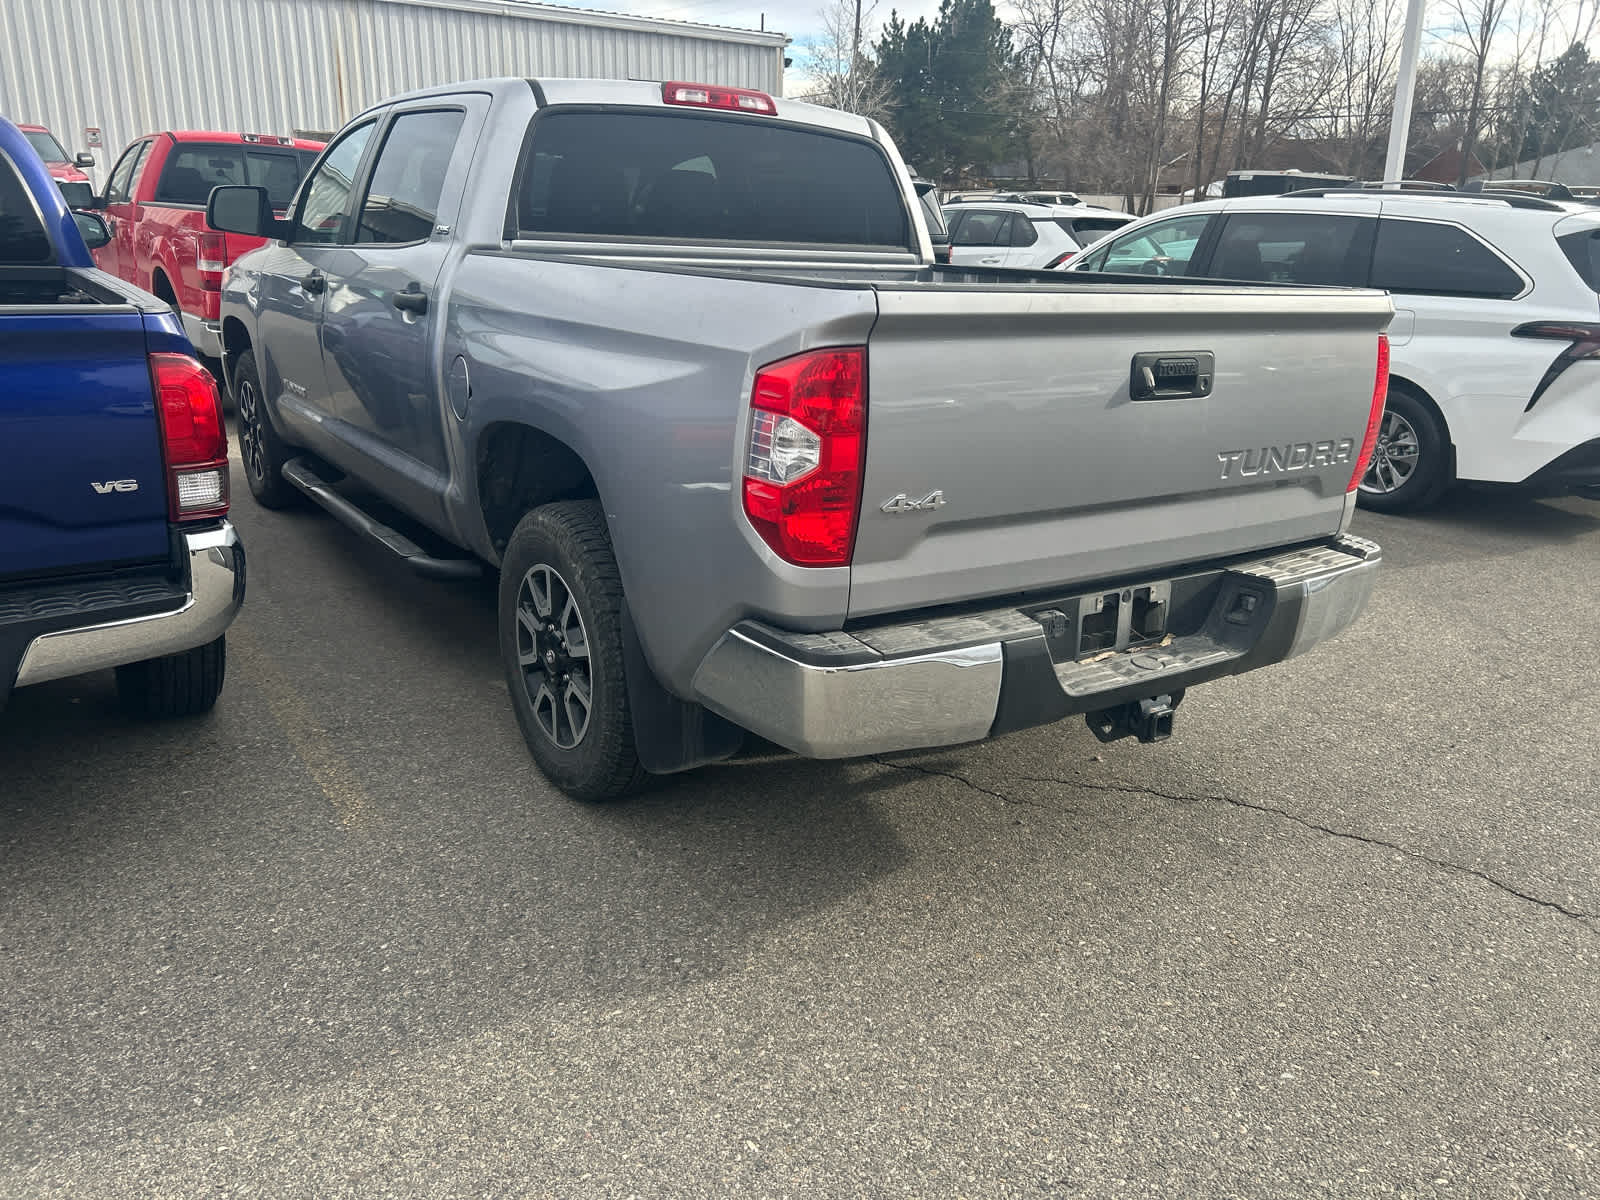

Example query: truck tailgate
[850,284,1391,617]
[0,310,169,577]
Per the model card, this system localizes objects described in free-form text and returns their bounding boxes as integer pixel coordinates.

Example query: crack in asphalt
[870,757,1045,809]
[873,758,1600,931]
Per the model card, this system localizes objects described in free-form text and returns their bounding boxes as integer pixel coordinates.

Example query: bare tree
[1443,0,1512,184]
[796,0,894,121]
[1326,0,1404,175]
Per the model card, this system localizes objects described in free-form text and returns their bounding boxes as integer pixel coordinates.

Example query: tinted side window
[357,110,465,244]
[518,111,909,249]
[294,122,376,245]
[0,156,51,263]
[1011,215,1038,247]
[1557,228,1600,293]
[953,211,1008,246]
[1371,219,1523,298]
[1207,213,1374,285]
[918,191,948,241]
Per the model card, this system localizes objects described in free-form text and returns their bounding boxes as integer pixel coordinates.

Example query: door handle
[979,256,1003,264]
[392,288,428,315]
[1129,351,1215,401]
[300,271,326,294]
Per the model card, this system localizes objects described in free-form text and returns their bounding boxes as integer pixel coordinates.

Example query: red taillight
[198,232,227,274]
[662,81,776,115]
[1044,251,1076,269]
[742,347,866,567]
[150,352,229,521]
[1348,334,1390,493]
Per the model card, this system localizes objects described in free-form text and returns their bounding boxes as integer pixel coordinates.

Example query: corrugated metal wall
[0,0,787,179]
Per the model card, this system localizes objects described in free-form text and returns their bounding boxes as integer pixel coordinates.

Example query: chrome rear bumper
[14,524,245,687]
[692,535,1379,758]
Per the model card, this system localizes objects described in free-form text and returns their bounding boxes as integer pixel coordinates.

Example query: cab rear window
[516,110,911,250]
[0,156,51,264]
[156,145,317,208]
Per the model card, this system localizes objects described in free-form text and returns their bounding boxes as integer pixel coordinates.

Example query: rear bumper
[180,311,223,359]
[9,524,244,690]
[1519,437,1600,494]
[691,535,1379,758]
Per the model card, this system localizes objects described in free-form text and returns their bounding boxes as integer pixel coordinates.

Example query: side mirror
[57,180,95,211]
[207,184,282,239]
[73,211,111,250]
[75,152,96,168]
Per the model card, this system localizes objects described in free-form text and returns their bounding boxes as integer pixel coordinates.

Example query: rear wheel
[499,501,645,802]
[232,348,300,509]
[1356,384,1452,513]
[116,636,226,718]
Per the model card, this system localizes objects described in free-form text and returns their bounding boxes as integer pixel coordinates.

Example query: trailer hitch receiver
[1086,691,1183,745]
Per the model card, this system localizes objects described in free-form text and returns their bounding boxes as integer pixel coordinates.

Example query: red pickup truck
[92,131,323,359]
[17,124,95,184]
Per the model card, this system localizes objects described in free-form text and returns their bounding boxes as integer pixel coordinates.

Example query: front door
[252,118,379,454]
[319,103,480,519]
[96,139,150,282]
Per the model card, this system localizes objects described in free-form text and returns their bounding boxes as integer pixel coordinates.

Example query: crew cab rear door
[318,97,485,515]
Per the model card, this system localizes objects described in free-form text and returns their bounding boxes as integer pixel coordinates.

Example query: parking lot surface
[3,465,1597,1198]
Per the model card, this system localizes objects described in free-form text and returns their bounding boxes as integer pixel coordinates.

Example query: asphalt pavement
[3,464,1597,1199]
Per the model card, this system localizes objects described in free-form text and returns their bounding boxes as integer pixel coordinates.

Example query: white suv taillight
[150,353,229,521]
[742,347,867,566]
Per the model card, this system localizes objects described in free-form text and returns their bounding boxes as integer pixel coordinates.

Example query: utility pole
[850,0,863,112]
[1382,0,1427,185]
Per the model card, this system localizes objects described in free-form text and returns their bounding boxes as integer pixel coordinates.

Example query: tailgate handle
[1130,351,1214,401]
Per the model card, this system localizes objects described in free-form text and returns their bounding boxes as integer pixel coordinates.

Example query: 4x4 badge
[880,490,946,515]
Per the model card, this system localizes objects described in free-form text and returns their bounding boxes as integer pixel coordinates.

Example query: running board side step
[280,458,482,581]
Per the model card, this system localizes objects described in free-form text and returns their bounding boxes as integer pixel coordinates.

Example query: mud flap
[620,599,745,774]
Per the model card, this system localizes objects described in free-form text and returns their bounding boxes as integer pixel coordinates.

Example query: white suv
[1073,190,1600,511]
[944,201,1134,272]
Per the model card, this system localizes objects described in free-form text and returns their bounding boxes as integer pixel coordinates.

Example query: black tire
[1355,383,1453,513]
[232,348,300,509]
[116,636,226,719]
[499,501,646,802]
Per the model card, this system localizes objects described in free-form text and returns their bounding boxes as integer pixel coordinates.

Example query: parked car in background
[1223,169,1355,197]
[0,117,243,718]
[89,131,323,359]
[912,178,951,263]
[942,200,1134,270]
[209,76,1385,801]
[1074,189,1600,511]
[997,190,1082,206]
[16,123,94,184]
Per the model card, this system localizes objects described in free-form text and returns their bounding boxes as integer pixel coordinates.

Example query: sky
[546,0,951,88]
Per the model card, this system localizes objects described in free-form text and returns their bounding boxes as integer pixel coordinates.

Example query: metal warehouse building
[0,0,789,176]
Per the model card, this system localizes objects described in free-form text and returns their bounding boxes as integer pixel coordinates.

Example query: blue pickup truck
[1,116,244,717]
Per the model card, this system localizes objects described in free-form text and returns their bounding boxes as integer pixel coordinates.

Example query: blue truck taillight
[150,353,229,521]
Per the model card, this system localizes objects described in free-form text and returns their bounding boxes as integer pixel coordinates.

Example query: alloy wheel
[1360,409,1420,495]
[514,563,593,750]
[236,377,265,482]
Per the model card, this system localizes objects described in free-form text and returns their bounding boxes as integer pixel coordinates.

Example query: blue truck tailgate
[0,309,169,577]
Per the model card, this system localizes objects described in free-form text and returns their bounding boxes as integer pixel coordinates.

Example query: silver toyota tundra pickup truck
[206,77,1388,800]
